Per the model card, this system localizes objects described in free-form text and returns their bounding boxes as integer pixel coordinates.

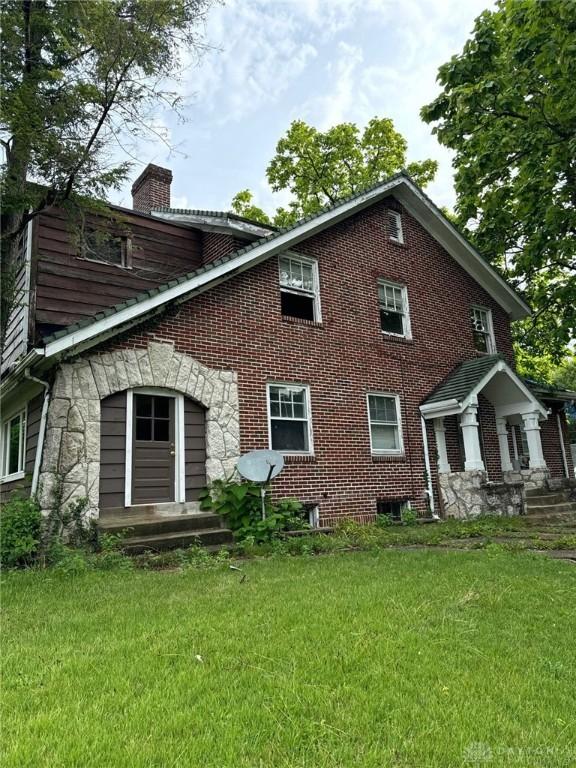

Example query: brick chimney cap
[131,163,173,195]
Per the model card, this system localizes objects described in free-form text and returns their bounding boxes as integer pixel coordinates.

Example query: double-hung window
[83,229,129,267]
[1,410,26,479]
[279,255,320,322]
[367,394,403,454]
[379,281,410,337]
[387,210,404,244]
[471,306,495,353]
[268,384,312,454]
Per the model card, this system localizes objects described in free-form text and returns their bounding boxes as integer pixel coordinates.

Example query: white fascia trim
[461,359,547,419]
[419,399,461,418]
[43,178,405,360]
[151,210,273,239]
[394,183,530,320]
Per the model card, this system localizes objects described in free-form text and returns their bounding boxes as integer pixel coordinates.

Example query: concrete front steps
[99,503,233,554]
[524,487,576,526]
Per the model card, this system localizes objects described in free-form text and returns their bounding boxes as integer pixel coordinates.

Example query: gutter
[420,414,438,518]
[0,348,44,399]
[24,368,50,496]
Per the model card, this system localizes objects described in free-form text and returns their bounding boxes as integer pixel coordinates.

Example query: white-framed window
[387,210,404,244]
[1,409,26,480]
[519,425,530,457]
[279,254,321,322]
[367,393,403,454]
[379,280,411,338]
[267,383,313,454]
[471,306,496,353]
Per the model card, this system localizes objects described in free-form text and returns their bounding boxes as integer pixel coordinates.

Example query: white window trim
[378,280,412,339]
[267,382,314,456]
[471,305,496,354]
[1,406,27,482]
[125,388,185,507]
[278,253,322,323]
[387,210,404,244]
[366,392,404,455]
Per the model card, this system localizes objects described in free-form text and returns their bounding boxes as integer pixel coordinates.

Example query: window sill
[283,454,317,464]
[0,471,25,484]
[371,453,406,463]
[281,315,323,329]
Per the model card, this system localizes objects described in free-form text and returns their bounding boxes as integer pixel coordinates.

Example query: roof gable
[40,173,530,360]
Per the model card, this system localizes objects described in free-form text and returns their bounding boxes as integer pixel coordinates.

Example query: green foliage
[199,479,308,542]
[400,505,418,525]
[421,0,576,361]
[0,0,214,345]
[231,117,438,226]
[0,496,42,567]
[132,544,230,571]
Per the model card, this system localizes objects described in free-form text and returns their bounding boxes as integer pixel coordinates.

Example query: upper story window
[1,409,26,479]
[279,255,320,322]
[379,281,411,338]
[387,210,404,244]
[268,383,313,454]
[83,229,129,267]
[471,306,496,353]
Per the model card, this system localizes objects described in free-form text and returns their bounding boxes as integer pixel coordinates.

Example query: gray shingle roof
[152,208,278,230]
[422,355,504,406]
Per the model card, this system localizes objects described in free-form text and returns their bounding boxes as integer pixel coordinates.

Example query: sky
[110,0,493,215]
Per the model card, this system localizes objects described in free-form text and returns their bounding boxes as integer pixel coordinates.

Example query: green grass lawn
[3,550,576,767]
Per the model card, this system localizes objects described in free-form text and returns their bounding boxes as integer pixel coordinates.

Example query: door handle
[169,450,175,456]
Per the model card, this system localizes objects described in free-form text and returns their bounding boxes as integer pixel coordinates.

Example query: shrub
[1,497,42,568]
[200,479,308,542]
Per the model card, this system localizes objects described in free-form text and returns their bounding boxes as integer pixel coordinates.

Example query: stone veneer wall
[502,468,550,491]
[37,341,239,518]
[439,470,524,519]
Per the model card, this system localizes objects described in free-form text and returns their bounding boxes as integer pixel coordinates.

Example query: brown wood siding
[99,392,127,510]
[184,397,207,501]
[34,208,203,338]
[1,227,29,373]
[0,393,43,502]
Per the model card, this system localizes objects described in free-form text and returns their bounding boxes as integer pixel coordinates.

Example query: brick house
[1,165,574,535]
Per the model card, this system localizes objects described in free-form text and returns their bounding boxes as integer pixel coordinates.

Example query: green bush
[199,480,308,542]
[1,497,42,568]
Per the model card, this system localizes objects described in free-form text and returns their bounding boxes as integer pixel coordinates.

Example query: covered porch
[421,356,549,518]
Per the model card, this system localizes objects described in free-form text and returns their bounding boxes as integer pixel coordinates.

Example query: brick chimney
[131,164,172,213]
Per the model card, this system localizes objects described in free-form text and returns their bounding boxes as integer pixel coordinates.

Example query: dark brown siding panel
[184,397,206,501]
[99,392,127,510]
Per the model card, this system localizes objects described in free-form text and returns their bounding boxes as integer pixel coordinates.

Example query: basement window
[376,499,405,522]
[379,281,411,338]
[387,210,404,244]
[279,255,320,321]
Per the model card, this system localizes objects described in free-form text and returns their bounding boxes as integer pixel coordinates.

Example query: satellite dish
[237,450,284,484]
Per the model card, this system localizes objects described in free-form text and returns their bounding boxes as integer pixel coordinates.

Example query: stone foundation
[37,341,240,519]
[502,467,550,492]
[439,471,524,519]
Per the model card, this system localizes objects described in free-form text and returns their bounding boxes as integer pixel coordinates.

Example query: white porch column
[460,404,485,471]
[521,412,547,469]
[433,417,451,473]
[495,416,513,472]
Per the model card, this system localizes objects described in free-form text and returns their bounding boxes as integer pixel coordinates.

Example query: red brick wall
[99,198,518,523]
[131,165,172,214]
[201,232,246,265]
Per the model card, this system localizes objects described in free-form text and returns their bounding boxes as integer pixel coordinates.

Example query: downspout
[556,411,569,479]
[420,414,438,518]
[25,369,50,496]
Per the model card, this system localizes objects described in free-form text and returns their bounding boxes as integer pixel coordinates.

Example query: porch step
[525,502,576,515]
[121,528,233,554]
[524,511,576,525]
[525,492,569,507]
[99,513,224,538]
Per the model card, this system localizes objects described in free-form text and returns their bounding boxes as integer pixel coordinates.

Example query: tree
[231,117,438,227]
[421,0,576,361]
[0,0,213,352]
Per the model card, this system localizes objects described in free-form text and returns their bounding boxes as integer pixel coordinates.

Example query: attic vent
[387,210,404,244]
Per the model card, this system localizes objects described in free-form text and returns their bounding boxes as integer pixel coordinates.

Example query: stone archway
[38,342,240,517]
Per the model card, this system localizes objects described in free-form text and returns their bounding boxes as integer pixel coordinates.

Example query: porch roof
[420,355,548,420]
